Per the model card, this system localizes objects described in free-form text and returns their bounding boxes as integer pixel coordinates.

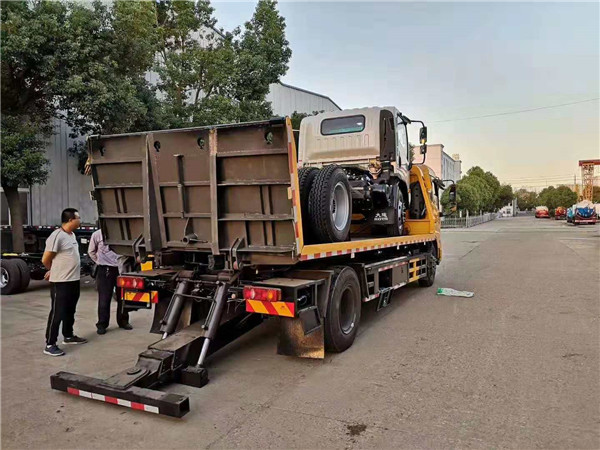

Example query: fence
[441,212,501,229]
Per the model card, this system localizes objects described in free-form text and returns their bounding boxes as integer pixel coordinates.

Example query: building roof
[277,82,342,110]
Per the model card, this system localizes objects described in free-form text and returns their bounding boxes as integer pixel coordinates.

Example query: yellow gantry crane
[578,160,600,201]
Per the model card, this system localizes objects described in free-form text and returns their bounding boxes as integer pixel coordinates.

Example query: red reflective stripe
[151,292,158,303]
[105,396,119,404]
[67,387,79,395]
[131,402,145,411]
[246,301,255,314]
[286,302,295,316]
[263,301,278,316]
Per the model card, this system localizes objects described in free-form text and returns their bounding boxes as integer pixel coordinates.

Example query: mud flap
[277,310,324,359]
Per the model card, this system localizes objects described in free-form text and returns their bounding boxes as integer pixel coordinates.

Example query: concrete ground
[1,216,599,449]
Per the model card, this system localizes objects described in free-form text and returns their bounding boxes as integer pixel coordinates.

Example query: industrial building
[1,83,341,226]
[419,144,462,188]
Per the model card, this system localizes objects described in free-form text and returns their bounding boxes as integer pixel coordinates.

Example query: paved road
[2,216,598,449]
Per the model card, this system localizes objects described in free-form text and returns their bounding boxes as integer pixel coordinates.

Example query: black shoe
[63,335,88,345]
[119,323,133,330]
[97,327,107,335]
[43,345,65,357]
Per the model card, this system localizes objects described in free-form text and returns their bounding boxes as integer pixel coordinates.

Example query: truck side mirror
[419,126,427,145]
[448,184,457,203]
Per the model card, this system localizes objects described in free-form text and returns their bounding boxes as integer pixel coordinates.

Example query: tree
[154,0,291,127]
[593,186,600,203]
[539,185,577,211]
[54,0,159,137]
[1,0,68,251]
[496,184,514,209]
[232,0,291,120]
[515,188,538,210]
[290,110,323,129]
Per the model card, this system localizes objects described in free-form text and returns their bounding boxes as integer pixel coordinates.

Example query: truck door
[379,109,396,164]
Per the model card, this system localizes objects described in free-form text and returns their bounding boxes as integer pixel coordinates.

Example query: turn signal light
[117,276,145,290]
[243,286,281,302]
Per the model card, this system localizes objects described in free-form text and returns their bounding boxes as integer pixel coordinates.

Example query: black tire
[13,259,31,292]
[324,266,362,353]
[298,167,320,244]
[308,165,352,243]
[418,253,436,287]
[0,260,22,295]
[387,183,406,237]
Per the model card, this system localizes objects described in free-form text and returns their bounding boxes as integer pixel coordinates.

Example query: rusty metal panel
[89,134,148,256]
[91,118,297,262]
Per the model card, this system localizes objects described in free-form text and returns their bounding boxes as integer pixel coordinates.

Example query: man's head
[61,208,81,231]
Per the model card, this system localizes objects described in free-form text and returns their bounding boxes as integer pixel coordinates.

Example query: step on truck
[51,108,453,417]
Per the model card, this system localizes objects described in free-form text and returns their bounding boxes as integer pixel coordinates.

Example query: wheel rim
[339,287,356,334]
[331,181,350,231]
[1,267,8,289]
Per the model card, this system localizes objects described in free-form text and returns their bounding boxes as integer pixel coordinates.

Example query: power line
[432,97,599,123]
[500,175,572,183]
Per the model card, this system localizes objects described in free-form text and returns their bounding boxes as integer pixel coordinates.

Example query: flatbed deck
[299,233,437,260]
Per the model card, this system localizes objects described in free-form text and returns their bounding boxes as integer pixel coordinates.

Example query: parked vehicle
[574,200,597,225]
[1,225,96,295]
[566,207,575,223]
[535,206,550,218]
[554,206,566,220]
[52,113,453,417]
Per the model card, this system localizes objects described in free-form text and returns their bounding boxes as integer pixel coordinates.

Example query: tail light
[243,286,281,302]
[117,276,145,290]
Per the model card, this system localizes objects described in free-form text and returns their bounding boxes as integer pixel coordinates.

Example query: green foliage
[496,184,514,209]
[515,188,538,210]
[593,186,600,203]
[290,110,323,129]
[54,0,159,137]
[0,115,49,188]
[155,0,291,127]
[538,185,577,210]
[441,166,514,214]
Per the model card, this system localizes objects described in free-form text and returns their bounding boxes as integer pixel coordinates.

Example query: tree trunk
[3,184,25,253]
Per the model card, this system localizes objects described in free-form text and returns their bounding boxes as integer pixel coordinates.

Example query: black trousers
[46,280,80,346]
[96,265,129,329]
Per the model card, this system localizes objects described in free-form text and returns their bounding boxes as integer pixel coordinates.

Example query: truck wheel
[387,184,406,236]
[418,254,436,287]
[308,165,352,243]
[324,266,361,353]
[298,167,319,244]
[13,259,31,292]
[0,260,22,295]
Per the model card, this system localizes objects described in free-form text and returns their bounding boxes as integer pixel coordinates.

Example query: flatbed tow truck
[51,111,450,417]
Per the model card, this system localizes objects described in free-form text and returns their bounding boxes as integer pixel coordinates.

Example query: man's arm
[41,251,56,270]
[88,232,99,264]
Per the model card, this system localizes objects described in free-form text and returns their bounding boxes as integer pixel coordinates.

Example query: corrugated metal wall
[267,83,340,116]
[29,118,97,225]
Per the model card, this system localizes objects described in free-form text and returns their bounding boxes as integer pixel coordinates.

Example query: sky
[212,1,599,190]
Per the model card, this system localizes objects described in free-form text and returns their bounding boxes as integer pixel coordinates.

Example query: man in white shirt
[41,208,88,356]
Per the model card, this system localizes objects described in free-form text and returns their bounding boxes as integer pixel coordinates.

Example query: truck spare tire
[308,165,352,243]
[298,167,319,244]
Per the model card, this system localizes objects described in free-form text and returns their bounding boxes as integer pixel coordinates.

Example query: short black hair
[61,208,79,223]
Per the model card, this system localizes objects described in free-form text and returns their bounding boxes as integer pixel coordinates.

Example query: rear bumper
[51,371,189,418]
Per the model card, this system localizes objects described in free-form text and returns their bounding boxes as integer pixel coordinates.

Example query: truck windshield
[321,115,365,135]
